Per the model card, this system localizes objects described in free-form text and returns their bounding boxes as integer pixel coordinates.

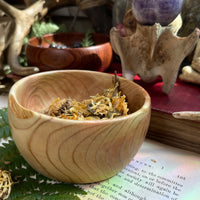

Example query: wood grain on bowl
[8,70,151,183]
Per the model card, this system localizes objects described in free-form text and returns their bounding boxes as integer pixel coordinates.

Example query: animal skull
[110,10,200,94]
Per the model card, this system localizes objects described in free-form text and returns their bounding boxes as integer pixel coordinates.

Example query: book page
[78,139,200,200]
[1,94,200,199]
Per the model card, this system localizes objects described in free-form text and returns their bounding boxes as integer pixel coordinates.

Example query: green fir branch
[30,20,60,39]
[0,108,87,200]
[0,108,11,139]
[19,20,66,67]
[81,29,94,47]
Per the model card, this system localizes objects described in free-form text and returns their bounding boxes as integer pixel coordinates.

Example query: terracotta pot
[8,70,151,183]
[25,32,113,72]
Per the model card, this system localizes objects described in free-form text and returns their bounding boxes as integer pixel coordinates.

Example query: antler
[0,10,12,71]
[0,0,112,76]
[0,0,78,76]
[0,0,46,76]
[24,0,76,8]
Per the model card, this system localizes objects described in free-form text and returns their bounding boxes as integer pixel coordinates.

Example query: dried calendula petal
[0,169,13,200]
[46,74,129,120]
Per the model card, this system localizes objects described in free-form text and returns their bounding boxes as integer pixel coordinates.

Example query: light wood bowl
[8,70,151,183]
[25,32,113,72]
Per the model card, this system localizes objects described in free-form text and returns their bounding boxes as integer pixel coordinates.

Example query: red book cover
[134,77,200,114]
[107,63,200,153]
[107,63,200,114]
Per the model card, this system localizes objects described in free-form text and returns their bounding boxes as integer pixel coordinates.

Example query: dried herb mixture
[47,74,129,120]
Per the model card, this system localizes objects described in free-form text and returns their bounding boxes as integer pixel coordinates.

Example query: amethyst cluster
[131,0,183,26]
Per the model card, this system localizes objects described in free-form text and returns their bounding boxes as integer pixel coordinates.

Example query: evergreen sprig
[20,20,67,67]
[0,108,87,199]
[81,29,94,47]
[0,108,11,138]
[30,20,60,39]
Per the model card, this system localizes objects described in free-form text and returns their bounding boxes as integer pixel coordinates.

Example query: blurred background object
[178,0,200,36]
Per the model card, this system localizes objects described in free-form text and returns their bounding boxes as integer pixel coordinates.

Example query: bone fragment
[179,66,200,84]
[173,111,200,121]
[110,11,200,93]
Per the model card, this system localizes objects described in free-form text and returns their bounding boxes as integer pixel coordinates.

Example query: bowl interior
[28,32,110,48]
[13,71,148,116]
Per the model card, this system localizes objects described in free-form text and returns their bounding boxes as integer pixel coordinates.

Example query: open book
[1,91,200,200]
[107,63,200,154]
[78,139,200,200]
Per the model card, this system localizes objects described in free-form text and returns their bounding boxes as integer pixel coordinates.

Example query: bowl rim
[26,32,111,50]
[9,70,151,124]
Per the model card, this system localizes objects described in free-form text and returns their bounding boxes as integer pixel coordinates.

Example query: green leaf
[19,20,63,67]
[42,193,81,200]
[19,55,28,67]
[0,108,9,123]
[31,21,59,39]
[57,23,68,33]
[0,108,11,139]
[23,37,29,45]
[81,29,94,47]
[0,109,87,199]
[0,140,86,200]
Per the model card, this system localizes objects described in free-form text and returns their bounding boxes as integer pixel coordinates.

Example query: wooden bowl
[8,70,151,183]
[25,32,113,72]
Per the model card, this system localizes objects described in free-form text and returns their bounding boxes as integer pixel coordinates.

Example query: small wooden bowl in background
[8,70,151,183]
[25,33,113,72]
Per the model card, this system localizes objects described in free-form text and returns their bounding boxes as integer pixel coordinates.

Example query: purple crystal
[131,0,183,26]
